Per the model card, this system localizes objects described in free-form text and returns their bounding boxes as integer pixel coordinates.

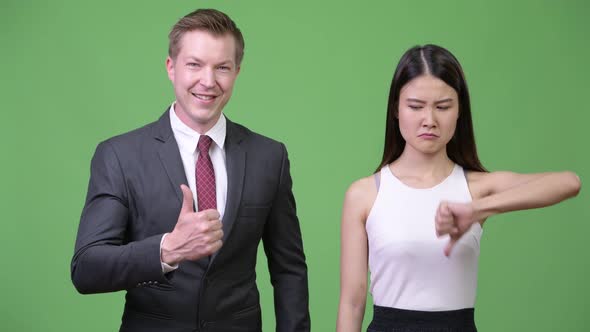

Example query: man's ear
[165,56,175,81]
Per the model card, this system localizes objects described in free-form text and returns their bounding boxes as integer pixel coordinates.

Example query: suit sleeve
[71,141,169,294]
[262,144,311,332]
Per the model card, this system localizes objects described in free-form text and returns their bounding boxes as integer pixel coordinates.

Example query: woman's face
[397,75,459,156]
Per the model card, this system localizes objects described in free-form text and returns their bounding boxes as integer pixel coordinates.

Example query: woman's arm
[337,177,375,332]
[436,171,581,256]
[471,171,581,220]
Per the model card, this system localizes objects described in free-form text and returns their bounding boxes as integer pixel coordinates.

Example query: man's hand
[161,185,223,265]
[435,201,475,257]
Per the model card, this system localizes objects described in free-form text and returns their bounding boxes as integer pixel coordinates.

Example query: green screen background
[1,1,588,331]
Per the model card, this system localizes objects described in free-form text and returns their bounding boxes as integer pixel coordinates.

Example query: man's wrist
[160,233,180,272]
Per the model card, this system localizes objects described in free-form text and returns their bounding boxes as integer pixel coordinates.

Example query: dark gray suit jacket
[71,110,310,332]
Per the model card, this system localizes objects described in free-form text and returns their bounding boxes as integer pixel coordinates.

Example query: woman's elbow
[339,287,368,313]
[564,171,582,197]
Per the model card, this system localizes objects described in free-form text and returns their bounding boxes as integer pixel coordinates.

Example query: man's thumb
[180,184,195,213]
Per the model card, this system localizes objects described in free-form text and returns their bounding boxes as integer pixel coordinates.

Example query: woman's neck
[391,147,455,183]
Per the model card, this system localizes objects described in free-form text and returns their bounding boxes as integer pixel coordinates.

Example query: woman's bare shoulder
[343,174,380,220]
[348,174,377,194]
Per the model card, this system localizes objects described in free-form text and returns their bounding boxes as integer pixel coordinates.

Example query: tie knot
[197,135,213,154]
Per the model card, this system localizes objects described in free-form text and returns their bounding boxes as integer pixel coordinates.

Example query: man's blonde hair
[168,8,245,64]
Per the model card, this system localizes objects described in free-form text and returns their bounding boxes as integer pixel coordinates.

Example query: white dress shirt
[160,103,228,272]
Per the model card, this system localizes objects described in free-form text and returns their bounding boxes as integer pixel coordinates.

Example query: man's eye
[218,66,230,71]
[187,63,200,68]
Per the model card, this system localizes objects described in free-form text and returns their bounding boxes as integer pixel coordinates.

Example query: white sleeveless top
[366,164,482,311]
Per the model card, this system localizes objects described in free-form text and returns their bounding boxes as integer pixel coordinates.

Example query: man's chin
[189,109,222,125]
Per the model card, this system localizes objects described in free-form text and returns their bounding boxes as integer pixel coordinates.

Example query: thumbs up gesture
[435,201,475,257]
[161,185,223,265]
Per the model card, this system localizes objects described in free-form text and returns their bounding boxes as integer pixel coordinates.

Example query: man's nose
[199,68,216,88]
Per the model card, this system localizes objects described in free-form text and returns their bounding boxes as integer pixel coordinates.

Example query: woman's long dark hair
[376,44,487,173]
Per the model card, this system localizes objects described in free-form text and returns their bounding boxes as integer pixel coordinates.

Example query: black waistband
[368,305,477,332]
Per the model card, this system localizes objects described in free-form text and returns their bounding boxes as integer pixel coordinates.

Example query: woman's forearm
[337,301,366,332]
[473,171,581,221]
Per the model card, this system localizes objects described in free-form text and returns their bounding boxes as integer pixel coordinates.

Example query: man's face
[166,30,240,133]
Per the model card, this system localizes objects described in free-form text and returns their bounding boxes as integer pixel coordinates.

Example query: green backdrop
[1,1,588,331]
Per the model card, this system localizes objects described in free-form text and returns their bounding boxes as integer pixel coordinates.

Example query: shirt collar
[169,102,226,154]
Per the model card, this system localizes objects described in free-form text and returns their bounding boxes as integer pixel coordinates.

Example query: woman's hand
[435,201,476,256]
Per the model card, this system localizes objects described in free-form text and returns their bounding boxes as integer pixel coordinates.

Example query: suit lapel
[153,109,187,205]
[210,119,246,264]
